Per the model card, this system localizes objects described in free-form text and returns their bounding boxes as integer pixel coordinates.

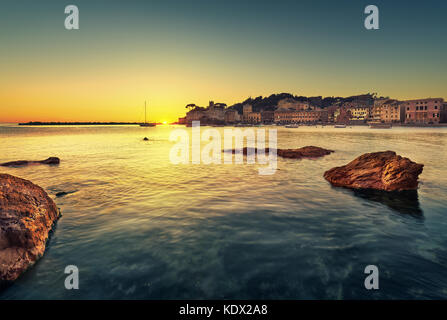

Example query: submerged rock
[226,146,334,159]
[55,191,76,198]
[0,174,61,284]
[0,157,60,167]
[323,151,423,191]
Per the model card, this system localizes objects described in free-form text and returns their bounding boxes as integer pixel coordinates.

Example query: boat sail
[140,101,156,127]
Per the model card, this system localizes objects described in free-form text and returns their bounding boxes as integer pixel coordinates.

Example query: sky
[0,0,446,123]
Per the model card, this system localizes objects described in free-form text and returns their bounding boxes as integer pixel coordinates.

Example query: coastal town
[177,93,447,127]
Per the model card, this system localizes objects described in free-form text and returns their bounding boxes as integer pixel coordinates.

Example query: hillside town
[177,94,447,127]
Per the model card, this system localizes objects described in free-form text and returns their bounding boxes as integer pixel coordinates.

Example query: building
[380,100,404,123]
[296,110,328,123]
[334,106,351,124]
[246,112,262,123]
[274,109,327,124]
[371,98,388,122]
[277,98,312,111]
[185,108,206,122]
[224,109,240,123]
[345,104,370,122]
[403,98,444,124]
[442,102,447,123]
[327,105,339,123]
[205,101,226,121]
[242,104,253,114]
[261,111,275,124]
[274,109,296,124]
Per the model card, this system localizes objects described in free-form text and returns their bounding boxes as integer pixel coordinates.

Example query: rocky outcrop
[227,146,334,159]
[277,146,334,159]
[0,174,60,284]
[323,151,423,191]
[0,157,60,167]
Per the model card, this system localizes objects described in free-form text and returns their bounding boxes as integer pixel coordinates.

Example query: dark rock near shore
[143,137,149,141]
[0,174,61,284]
[55,191,76,198]
[226,146,334,159]
[323,151,424,191]
[0,157,60,167]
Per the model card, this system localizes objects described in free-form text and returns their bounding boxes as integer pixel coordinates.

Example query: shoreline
[17,122,145,126]
[7,122,447,128]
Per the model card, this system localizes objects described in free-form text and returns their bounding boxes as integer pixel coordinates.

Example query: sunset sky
[1,0,446,123]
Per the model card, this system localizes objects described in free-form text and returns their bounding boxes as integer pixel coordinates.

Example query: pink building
[403,98,444,124]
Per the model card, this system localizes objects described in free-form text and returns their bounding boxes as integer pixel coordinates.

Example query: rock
[323,151,424,191]
[277,146,334,159]
[0,157,60,167]
[55,191,76,198]
[143,137,149,141]
[0,174,61,284]
[227,146,334,159]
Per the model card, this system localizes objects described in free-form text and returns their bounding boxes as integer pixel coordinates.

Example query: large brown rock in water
[323,151,424,191]
[228,146,334,159]
[0,174,60,284]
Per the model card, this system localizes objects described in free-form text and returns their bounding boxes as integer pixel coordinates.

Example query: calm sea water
[0,123,446,299]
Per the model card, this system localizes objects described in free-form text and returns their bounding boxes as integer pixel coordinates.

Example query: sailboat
[140,101,156,127]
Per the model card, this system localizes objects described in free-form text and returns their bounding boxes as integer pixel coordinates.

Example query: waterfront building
[334,106,351,124]
[327,105,339,123]
[274,109,327,124]
[261,110,275,124]
[296,110,328,123]
[403,98,444,124]
[186,108,206,122]
[274,109,296,124]
[380,100,404,123]
[205,101,226,121]
[345,104,370,122]
[372,98,389,122]
[224,109,240,123]
[246,112,262,123]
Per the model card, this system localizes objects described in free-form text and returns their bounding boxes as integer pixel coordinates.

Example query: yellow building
[381,101,404,123]
[349,106,370,121]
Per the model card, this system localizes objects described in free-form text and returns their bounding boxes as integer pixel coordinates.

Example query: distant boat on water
[334,124,347,128]
[140,101,156,127]
[285,124,299,128]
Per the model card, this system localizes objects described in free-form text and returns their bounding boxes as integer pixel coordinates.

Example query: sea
[0,123,446,299]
